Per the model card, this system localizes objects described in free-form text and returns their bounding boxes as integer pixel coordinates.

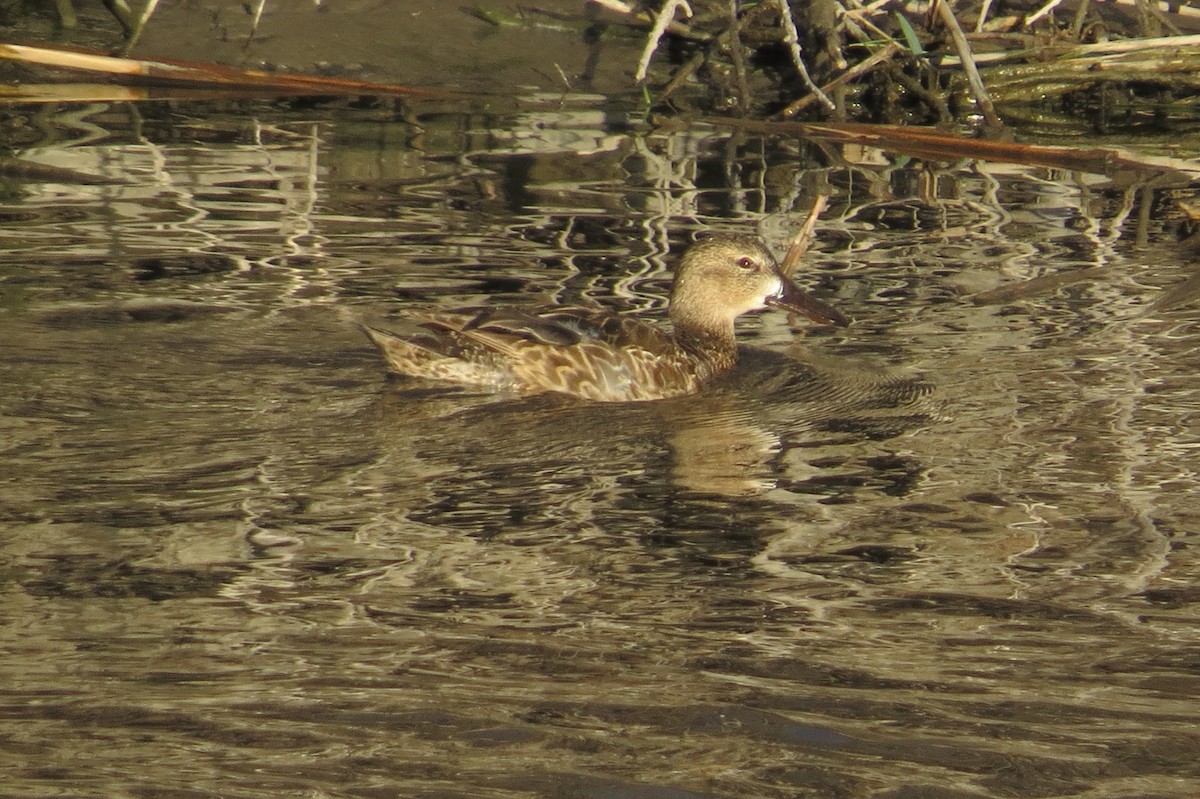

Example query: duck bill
[767,276,849,327]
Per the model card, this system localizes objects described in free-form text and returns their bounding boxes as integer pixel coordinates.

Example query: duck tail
[361,324,512,387]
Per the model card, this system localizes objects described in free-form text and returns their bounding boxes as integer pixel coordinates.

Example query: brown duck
[363,234,847,402]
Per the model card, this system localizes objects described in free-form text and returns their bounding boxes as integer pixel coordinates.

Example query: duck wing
[428,306,698,401]
[418,305,667,353]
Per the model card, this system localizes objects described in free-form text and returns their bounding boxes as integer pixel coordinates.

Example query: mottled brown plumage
[364,234,847,402]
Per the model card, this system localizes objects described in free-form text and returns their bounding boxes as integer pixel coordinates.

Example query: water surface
[2,96,1199,798]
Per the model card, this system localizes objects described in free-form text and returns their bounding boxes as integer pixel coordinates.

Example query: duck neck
[670,310,739,375]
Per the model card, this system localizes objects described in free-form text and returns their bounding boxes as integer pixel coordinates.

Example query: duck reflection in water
[363,234,847,403]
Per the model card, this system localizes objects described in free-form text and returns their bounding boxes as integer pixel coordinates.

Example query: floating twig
[1146,269,1200,315]
[970,266,1112,306]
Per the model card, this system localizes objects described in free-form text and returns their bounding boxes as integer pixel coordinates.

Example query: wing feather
[378,305,698,401]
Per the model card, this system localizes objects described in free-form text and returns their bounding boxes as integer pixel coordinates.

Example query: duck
[363,233,847,402]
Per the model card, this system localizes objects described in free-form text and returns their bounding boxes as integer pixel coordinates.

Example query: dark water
[2,96,1199,798]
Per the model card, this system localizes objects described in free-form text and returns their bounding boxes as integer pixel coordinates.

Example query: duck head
[669,234,848,329]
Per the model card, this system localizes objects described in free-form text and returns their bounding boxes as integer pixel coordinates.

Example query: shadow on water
[1,94,1199,798]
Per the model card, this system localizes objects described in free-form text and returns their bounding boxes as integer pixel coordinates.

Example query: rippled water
[2,97,1199,798]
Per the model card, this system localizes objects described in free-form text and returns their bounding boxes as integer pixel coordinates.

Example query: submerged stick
[970,265,1111,306]
[701,117,1200,181]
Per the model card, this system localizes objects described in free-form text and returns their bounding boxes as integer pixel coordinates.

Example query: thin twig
[1060,31,1200,55]
[1070,0,1091,39]
[54,0,77,28]
[944,31,1200,68]
[727,1,752,113]
[934,0,1003,128]
[553,63,573,91]
[1141,0,1184,35]
[106,0,136,32]
[843,10,903,51]
[119,0,160,55]
[779,42,900,117]
[635,0,693,81]
[589,0,711,42]
[843,0,895,16]
[589,0,635,12]
[975,0,996,32]
[773,0,836,111]
[658,51,705,102]
[1025,0,1066,28]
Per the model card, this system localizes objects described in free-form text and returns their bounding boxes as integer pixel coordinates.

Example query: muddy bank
[6,1,1200,132]
[4,1,646,97]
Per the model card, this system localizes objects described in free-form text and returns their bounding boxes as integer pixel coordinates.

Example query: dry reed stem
[1025,0,1067,27]
[934,0,1002,128]
[589,0,635,12]
[727,0,752,112]
[635,0,693,81]
[781,195,829,277]
[773,0,836,111]
[0,42,476,100]
[779,42,901,118]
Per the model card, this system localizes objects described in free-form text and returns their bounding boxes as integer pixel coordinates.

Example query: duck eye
[736,256,757,271]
